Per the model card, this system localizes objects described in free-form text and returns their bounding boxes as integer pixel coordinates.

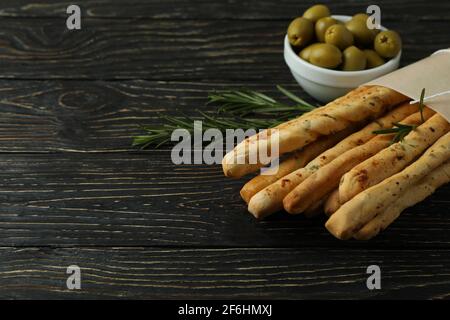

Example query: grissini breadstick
[284,140,390,214]
[304,196,327,218]
[243,101,418,203]
[223,91,362,179]
[354,161,450,240]
[223,105,327,179]
[240,126,356,203]
[324,189,340,217]
[339,113,450,204]
[222,86,408,178]
[326,132,450,240]
[224,105,328,179]
[283,108,435,214]
[247,102,419,218]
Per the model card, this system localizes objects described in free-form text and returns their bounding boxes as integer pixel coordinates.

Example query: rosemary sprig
[418,87,426,123]
[373,122,417,144]
[208,86,315,117]
[133,86,315,149]
[373,88,427,144]
[132,113,283,149]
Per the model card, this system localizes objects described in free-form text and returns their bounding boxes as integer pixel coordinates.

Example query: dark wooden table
[0,0,449,299]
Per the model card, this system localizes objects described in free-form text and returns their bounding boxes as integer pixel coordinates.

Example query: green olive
[315,17,339,42]
[309,43,342,69]
[299,43,322,61]
[341,46,366,71]
[287,17,314,48]
[303,4,331,23]
[352,13,369,21]
[374,30,402,58]
[324,24,354,50]
[345,18,378,46]
[364,49,385,68]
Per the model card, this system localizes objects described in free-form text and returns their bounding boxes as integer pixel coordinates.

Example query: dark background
[0,0,449,299]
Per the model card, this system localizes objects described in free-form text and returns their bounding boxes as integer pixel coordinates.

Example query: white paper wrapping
[366,49,450,122]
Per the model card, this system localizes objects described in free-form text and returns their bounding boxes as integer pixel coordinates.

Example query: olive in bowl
[345,17,378,46]
[374,30,402,58]
[309,43,342,68]
[341,46,366,71]
[303,4,331,22]
[287,17,314,48]
[364,49,385,68]
[284,15,401,102]
[315,17,339,42]
[324,24,354,50]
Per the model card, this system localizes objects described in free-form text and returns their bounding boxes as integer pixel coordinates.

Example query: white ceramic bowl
[284,15,401,103]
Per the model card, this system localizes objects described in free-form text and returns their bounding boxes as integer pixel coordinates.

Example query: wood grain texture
[0,153,448,247]
[0,18,447,80]
[0,80,311,152]
[0,0,448,20]
[1,247,450,299]
[0,0,449,299]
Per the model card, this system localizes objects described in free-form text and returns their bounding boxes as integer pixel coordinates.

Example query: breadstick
[222,86,408,178]
[354,161,450,240]
[247,102,419,218]
[240,126,356,203]
[304,196,327,218]
[326,132,450,240]
[283,108,434,214]
[324,189,340,217]
[339,113,449,204]
[222,106,328,178]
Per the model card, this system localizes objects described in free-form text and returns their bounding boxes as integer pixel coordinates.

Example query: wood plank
[0,153,448,248]
[0,0,448,21]
[1,247,450,299]
[3,78,450,152]
[0,80,311,152]
[0,18,447,80]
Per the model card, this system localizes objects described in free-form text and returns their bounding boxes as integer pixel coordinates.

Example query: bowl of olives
[284,5,402,102]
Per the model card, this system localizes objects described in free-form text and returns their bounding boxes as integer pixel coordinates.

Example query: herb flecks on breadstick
[339,113,449,204]
[354,161,450,240]
[371,88,427,144]
[240,126,356,203]
[247,102,418,218]
[283,108,434,215]
[326,132,450,240]
[223,86,408,178]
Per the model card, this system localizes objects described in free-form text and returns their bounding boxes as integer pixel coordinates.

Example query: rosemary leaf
[208,87,314,117]
[373,122,417,145]
[419,88,426,123]
[133,86,316,149]
[276,85,316,109]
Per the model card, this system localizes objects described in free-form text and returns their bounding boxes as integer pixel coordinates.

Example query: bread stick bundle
[326,132,450,240]
[222,86,408,178]
[243,101,419,204]
[304,195,329,218]
[240,125,357,203]
[339,113,450,204]
[283,108,435,215]
[353,161,450,240]
[247,102,419,218]
[324,189,341,216]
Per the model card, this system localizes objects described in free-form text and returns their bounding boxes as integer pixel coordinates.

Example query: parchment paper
[366,49,450,122]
